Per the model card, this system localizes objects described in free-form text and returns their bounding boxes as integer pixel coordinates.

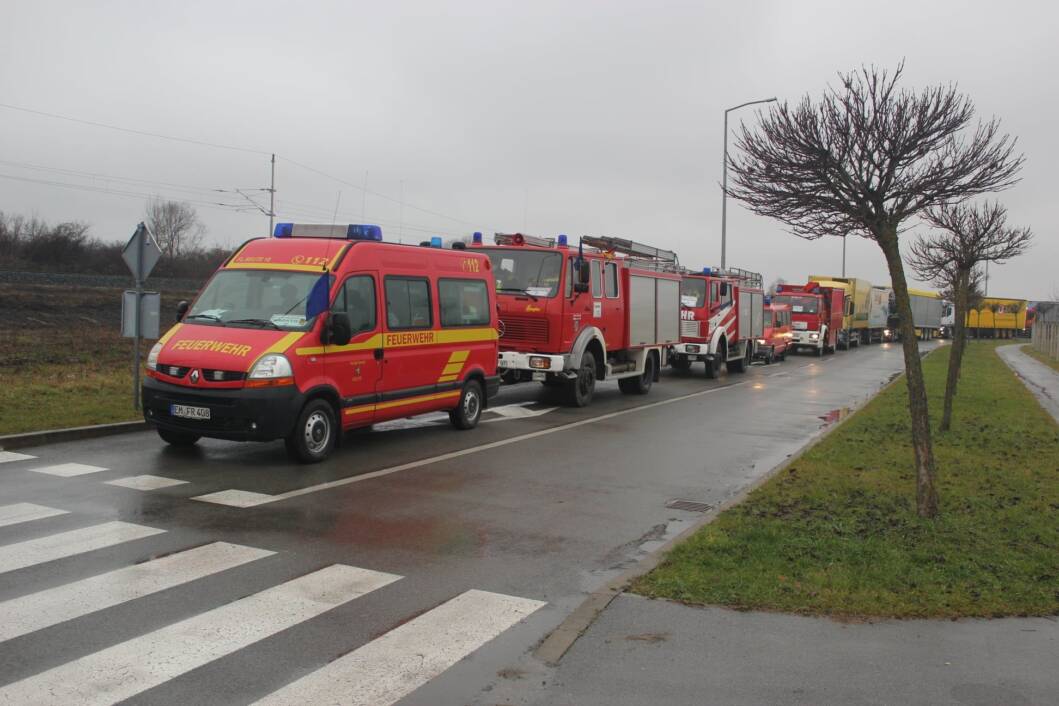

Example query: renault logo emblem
[190,369,200,384]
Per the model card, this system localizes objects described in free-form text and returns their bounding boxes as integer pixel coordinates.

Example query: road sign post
[121,223,162,410]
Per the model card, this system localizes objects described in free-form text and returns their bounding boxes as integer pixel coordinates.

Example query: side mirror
[328,312,352,346]
[176,300,189,322]
[573,258,591,293]
[720,283,729,297]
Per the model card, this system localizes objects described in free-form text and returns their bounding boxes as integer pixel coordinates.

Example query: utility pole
[721,97,776,270]
[268,153,276,237]
[841,234,847,277]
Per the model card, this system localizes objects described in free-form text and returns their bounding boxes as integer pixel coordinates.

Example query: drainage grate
[665,499,713,513]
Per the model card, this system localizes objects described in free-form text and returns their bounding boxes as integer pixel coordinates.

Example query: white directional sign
[122,223,162,282]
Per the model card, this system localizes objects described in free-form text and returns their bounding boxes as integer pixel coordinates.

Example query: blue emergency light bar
[273,223,383,240]
[557,234,568,247]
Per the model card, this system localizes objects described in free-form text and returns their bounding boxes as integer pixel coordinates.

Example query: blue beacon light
[702,267,712,276]
[346,224,383,241]
[273,222,293,237]
[430,236,443,248]
[472,232,483,245]
[557,234,568,247]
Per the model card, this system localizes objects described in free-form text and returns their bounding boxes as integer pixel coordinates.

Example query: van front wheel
[449,380,484,430]
[158,428,200,447]
[286,399,337,464]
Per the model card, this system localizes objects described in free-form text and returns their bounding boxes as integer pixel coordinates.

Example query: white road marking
[0,564,401,705]
[0,521,165,574]
[483,402,558,421]
[0,451,36,464]
[194,380,750,508]
[255,589,545,706]
[29,462,108,477]
[105,474,189,491]
[0,542,273,642]
[0,503,68,528]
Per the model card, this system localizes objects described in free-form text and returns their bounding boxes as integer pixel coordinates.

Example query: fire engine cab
[773,282,844,356]
[670,267,764,378]
[474,232,681,407]
[142,223,499,463]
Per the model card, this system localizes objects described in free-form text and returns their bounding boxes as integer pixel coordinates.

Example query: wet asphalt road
[0,341,933,705]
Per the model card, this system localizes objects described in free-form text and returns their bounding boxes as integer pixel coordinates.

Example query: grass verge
[632,341,1059,618]
[1022,344,1059,373]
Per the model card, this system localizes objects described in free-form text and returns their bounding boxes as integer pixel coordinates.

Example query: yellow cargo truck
[967,297,1028,338]
[810,276,873,348]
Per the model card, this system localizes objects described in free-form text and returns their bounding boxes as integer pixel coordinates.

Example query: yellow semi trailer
[967,297,1028,338]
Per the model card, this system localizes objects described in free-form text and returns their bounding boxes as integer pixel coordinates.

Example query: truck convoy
[143,222,1012,463]
[772,282,845,355]
[478,233,681,406]
[887,289,944,340]
[670,266,764,378]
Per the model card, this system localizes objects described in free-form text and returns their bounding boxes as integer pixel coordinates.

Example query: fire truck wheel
[285,399,337,464]
[449,380,484,430]
[729,346,750,374]
[157,428,200,447]
[565,357,597,407]
[619,353,655,395]
[705,354,721,379]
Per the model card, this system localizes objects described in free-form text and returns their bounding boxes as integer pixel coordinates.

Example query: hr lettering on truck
[142,223,500,463]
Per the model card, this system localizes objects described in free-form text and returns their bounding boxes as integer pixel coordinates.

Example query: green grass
[0,328,141,435]
[1023,344,1059,373]
[633,341,1059,618]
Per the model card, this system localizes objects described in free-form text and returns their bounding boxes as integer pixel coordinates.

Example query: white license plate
[532,371,546,381]
[170,404,210,420]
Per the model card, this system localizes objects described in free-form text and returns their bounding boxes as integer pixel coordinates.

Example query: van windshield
[486,250,563,297]
[186,269,326,331]
[772,295,819,314]
[681,278,707,307]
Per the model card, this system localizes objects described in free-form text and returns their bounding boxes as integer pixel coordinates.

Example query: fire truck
[772,282,845,355]
[142,223,499,463]
[474,232,681,407]
[670,267,764,378]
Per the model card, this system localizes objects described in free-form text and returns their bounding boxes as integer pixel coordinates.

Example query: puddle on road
[819,407,851,425]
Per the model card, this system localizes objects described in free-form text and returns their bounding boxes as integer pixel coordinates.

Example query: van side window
[439,278,490,327]
[384,276,432,329]
[591,260,602,298]
[604,262,618,298]
[333,275,376,334]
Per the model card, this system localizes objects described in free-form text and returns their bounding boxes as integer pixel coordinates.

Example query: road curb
[533,353,920,666]
[0,420,149,451]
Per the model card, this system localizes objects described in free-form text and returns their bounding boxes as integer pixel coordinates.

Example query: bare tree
[907,202,1032,430]
[144,197,206,258]
[725,64,1023,517]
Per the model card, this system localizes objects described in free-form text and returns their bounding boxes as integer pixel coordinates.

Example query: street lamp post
[721,97,777,270]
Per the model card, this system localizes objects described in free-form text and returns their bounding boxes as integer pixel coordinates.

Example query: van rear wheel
[449,380,484,430]
[285,399,337,464]
[157,428,200,447]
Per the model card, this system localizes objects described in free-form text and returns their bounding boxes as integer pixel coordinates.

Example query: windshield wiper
[496,287,539,301]
[227,318,282,330]
[185,313,222,323]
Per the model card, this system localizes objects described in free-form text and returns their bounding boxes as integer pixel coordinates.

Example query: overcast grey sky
[2,0,1055,298]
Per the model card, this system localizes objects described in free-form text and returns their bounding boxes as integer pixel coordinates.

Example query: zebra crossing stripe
[0,503,67,528]
[255,589,546,706]
[105,475,188,491]
[0,452,36,464]
[29,463,108,477]
[0,564,401,705]
[0,521,165,574]
[0,542,274,642]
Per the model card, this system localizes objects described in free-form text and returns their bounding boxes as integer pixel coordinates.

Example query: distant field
[0,279,199,435]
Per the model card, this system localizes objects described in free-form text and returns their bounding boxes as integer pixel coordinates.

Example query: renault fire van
[142,223,500,463]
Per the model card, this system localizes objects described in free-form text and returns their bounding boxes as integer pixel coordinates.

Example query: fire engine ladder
[580,235,679,268]
[716,266,763,289]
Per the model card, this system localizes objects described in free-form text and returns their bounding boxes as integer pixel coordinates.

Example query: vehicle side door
[328,272,383,427]
[598,260,623,350]
[378,274,445,419]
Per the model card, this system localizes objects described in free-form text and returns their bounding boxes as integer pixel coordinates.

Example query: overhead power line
[0,172,249,213]
[0,101,493,233]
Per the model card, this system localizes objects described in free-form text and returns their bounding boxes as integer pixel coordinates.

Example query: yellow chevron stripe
[447,350,470,363]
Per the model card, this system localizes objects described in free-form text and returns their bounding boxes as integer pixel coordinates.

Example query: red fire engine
[772,282,844,356]
[143,223,499,463]
[473,232,681,407]
[670,267,764,378]
[754,300,792,364]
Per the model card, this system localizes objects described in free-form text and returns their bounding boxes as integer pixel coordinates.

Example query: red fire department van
[142,223,499,463]
[670,267,764,377]
[472,232,680,407]
[754,300,792,364]
[772,282,844,356]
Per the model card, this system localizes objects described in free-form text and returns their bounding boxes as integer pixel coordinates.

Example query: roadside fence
[1032,302,1059,360]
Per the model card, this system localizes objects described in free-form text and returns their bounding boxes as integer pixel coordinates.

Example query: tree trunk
[941,268,971,432]
[877,229,939,517]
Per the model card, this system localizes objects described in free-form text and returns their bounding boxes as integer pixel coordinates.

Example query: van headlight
[249,354,293,380]
[146,342,163,371]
